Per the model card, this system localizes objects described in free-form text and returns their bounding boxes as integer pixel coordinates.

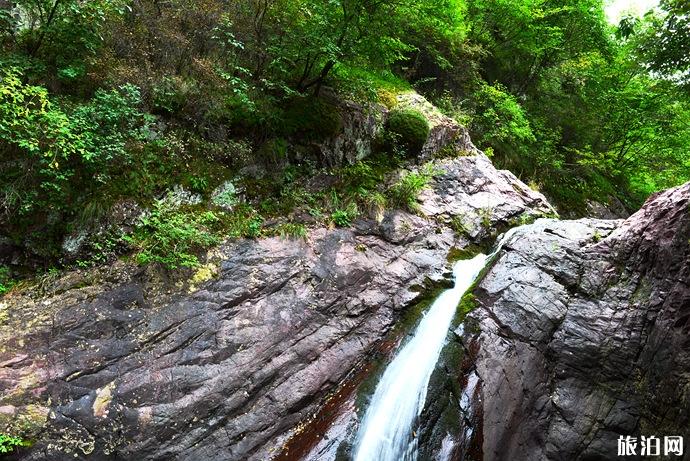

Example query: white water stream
[352,253,490,461]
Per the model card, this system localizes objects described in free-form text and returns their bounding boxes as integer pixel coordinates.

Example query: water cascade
[352,253,489,461]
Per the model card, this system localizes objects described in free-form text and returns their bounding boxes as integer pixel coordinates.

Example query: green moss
[446,243,484,262]
[457,292,478,316]
[329,65,411,103]
[385,108,430,155]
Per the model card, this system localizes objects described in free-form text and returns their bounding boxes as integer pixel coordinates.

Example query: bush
[387,164,438,212]
[281,97,343,141]
[0,434,26,454]
[275,222,308,239]
[331,203,358,227]
[226,204,263,238]
[0,266,15,295]
[385,108,430,155]
[127,201,221,269]
[0,69,154,217]
[472,83,534,143]
[152,76,193,115]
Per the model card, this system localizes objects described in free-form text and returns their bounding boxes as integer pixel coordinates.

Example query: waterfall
[352,253,490,461]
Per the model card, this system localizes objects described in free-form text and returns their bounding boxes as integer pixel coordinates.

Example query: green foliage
[281,97,342,141]
[0,266,15,295]
[0,433,26,454]
[1,0,690,273]
[128,201,222,269]
[421,0,690,214]
[331,203,359,227]
[211,182,238,208]
[0,69,154,217]
[275,222,308,239]
[152,77,195,115]
[639,0,690,88]
[470,83,535,146]
[9,0,127,82]
[330,65,411,103]
[385,108,430,155]
[387,164,438,212]
[592,229,602,243]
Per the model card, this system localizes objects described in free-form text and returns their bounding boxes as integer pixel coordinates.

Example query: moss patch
[188,262,220,292]
[385,108,430,155]
[446,243,485,263]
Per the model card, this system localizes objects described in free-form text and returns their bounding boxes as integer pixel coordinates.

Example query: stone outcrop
[395,92,479,160]
[316,96,386,168]
[446,182,690,460]
[0,149,552,460]
[316,90,478,168]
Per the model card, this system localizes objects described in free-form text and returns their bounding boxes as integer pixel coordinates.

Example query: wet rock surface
[449,182,690,461]
[0,152,551,460]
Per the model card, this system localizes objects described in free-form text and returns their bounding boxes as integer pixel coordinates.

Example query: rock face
[449,182,690,460]
[316,90,478,168]
[0,150,552,460]
[395,92,478,160]
[316,93,385,168]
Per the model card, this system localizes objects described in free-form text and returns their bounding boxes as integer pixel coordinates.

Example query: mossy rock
[376,89,399,109]
[385,108,430,156]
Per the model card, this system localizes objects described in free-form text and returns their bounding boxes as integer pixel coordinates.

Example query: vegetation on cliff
[0,0,688,273]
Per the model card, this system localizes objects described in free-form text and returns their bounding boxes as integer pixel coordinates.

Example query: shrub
[127,201,221,269]
[360,190,387,220]
[385,108,430,155]
[0,266,15,295]
[387,164,438,212]
[0,69,154,217]
[281,97,343,141]
[152,76,192,115]
[225,204,263,238]
[331,203,358,227]
[0,434,26,454]
[470,82,535,145]
[275,222,308,239]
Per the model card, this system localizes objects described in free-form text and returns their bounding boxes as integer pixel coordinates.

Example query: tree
[639,0,690,87]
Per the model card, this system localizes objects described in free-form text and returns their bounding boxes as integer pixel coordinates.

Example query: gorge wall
[1,91,688,461]
[447,182,690,460]
[0,99,553,460]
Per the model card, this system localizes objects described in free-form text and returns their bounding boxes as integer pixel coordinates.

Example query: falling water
[352,253,490,461]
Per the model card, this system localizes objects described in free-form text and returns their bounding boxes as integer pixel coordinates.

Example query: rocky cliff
[2,89,688,461]
[448,182,690,460]
[0,144,552,460]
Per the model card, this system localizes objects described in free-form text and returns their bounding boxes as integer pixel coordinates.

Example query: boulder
[445,182,690,460]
